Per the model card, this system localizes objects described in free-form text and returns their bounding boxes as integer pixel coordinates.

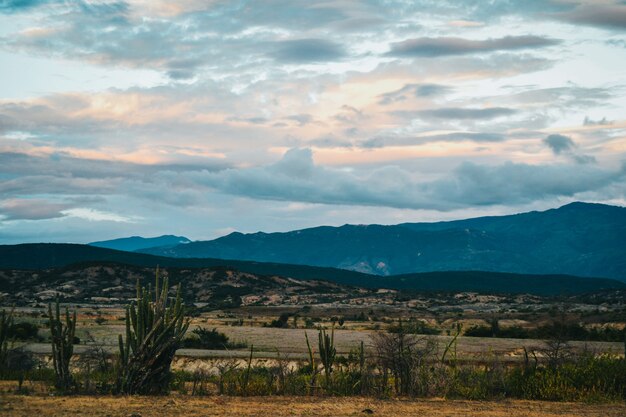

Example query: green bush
[389,320,440,335]
[183,328,229,349]
[7,322,40,341]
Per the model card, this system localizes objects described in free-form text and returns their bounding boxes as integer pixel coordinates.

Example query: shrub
[268,313,291,328]
[389,319,440,335]
[7,322,40,341]
[182,327,247,349]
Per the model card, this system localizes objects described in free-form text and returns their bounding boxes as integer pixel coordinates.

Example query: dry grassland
[1,395,625,417]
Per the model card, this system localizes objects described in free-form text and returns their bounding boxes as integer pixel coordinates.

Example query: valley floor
[2,395,625,417]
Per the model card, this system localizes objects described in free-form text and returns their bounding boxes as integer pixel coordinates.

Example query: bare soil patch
[1,395,625,417]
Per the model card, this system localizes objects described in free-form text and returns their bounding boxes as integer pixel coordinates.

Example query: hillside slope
[0,244,623,295]
[89,235,190,252]
[140,202,626,280]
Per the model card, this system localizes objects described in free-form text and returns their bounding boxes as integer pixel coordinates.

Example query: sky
[0,0,625,244]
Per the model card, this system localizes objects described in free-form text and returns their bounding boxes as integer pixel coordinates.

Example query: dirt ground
[1,395,625,417]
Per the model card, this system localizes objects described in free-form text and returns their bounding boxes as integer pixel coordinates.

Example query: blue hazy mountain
[89,235,190,252]
[139,202,626,281]
[0,244,623,295]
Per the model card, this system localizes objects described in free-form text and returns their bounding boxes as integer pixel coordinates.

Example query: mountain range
[89,235,190,252]
[0,244,622,296]
[2,202,624,296]
[133,202,625,281]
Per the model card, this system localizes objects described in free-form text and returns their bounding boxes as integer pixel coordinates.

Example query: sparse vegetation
[0,266,625,404]
[465,321,626,342]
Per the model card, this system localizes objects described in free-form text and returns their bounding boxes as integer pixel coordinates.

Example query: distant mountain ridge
[89,235,190,252]
[139,202,626,280]
[0,244,622,295]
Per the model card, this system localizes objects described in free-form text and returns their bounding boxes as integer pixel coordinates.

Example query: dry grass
[1,395,625,417]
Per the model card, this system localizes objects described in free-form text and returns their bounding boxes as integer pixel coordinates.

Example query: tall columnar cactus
[47,299,77,391]
[0,308,14,369]
[304,331,318,394]
[318,326,336,386]
[116,268,189,395]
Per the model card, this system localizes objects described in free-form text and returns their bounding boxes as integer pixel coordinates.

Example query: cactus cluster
[116,268,189,395]
[318,326,336,388]
[48,299,77,391]
[0,308,14,369]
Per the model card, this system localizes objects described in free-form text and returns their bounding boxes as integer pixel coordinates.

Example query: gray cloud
[362,132,505,148]
[542,134,597,164]
[556,4,626,30]
[509,86,613,109]
[543,134,575,155]
[0,0,54,13]
[440,160,620,206]
[400,107,516,120]
[271,39,347,63]
[227,116,270,125]
[0,152,228,204]
[0,198,71,221]
[191,148,625,210]
[306,136,353,148]
[607,39,626,48]
[0,152,226,179]
[388,36,559,57]
[378,83,451,105]
[285,114,314,126]
[584,116,613,126]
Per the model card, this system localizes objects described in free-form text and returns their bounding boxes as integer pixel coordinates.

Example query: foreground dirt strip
[1,396,625,417]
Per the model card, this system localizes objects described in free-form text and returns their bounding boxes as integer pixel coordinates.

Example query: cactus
[304,331,317,393]
[239,344,254,395]
[47,299,77,392]
[0,308,14,369]
[116,268,189,395]
[318,326,336,387]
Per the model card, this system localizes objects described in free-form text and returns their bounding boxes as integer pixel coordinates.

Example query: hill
[0,263,365,307]
[139,202,626,280]
[0,244,623,295]
[89,235,190,252]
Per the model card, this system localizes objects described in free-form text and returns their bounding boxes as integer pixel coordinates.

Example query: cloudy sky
[1,0,625,244]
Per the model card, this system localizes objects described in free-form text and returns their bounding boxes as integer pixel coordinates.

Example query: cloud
[607,39,626,48]
[387,35,559,57]
[583,116,613,126]
[0,152,225,180]
[0,151,227,206]
[0,0,52,13]
[285,114,314,126]
[556,4,626,30]
[542,134,597,164]
[399,107,516,120]
[61,207,137,223]
[543,134,575,155]
[191,148,625,210]
[378,83,451,105]
[439,160,620,206]
[0,198,70,220]
[362,132,505,148]
[270,39,347,63]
